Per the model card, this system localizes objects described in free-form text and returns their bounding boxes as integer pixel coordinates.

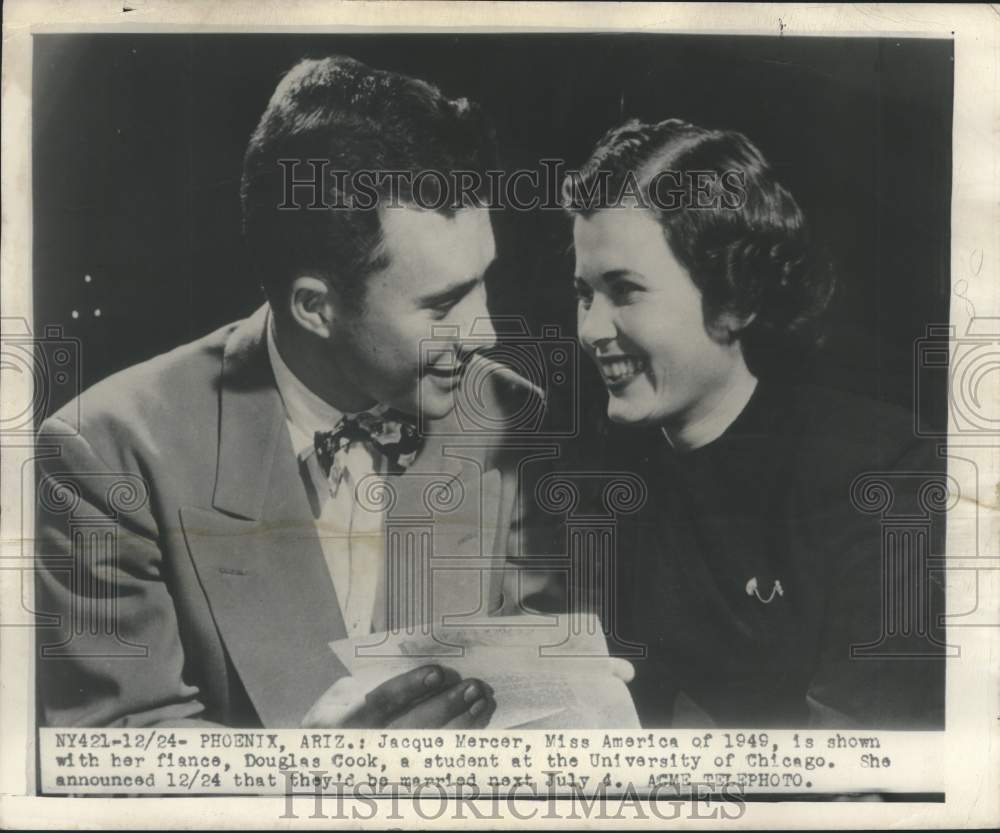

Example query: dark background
[33,34,953,428]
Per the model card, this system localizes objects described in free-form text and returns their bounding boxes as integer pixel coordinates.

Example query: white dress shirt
[266,316,384,637]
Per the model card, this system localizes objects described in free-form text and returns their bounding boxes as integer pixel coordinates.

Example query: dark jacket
[528,383,947,729]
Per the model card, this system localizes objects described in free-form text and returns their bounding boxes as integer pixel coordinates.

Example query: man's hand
[302,665,496,729]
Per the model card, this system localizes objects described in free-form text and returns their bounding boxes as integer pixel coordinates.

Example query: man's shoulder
[42,318,245,459]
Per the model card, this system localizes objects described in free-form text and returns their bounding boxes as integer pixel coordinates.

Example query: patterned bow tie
[314,407,424,490]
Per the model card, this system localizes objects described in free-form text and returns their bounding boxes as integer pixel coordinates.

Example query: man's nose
[456,290,497,356]
[578,295,616,351]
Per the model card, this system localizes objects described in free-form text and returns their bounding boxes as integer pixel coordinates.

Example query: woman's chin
[606,394,650,426]
[605,382,674,427]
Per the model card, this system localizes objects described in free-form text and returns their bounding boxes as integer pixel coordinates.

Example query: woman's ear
[709,310,757,343]
[289,275,336,338]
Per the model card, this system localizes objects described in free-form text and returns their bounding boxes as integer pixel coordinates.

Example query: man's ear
[289,275,336,338]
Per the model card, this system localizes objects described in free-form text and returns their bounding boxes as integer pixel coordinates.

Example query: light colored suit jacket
[35,306,521,727]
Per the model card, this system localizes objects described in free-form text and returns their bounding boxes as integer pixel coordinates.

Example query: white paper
[331,614,640,728]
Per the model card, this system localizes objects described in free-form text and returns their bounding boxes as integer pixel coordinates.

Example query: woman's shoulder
[785,382,916,446]
[587,381,935,483]
[776,382,942,492]
[786,381,909,430]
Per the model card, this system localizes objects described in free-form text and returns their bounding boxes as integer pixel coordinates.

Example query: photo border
[2,2,997,829]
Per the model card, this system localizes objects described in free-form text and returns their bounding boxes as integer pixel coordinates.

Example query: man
[35,56,520,728]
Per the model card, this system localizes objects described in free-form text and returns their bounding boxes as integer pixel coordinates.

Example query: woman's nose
[578,296,616,350]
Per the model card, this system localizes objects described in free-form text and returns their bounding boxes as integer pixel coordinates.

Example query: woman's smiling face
[573,207,750,431]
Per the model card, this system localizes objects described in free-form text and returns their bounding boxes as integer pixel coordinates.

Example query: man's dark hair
[241,55,497,306]
[563,118,836,378]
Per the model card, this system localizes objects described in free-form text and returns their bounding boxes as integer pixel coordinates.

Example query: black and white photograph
[2,1,998,828]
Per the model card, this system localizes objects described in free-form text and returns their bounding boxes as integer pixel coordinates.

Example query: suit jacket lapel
[181,305,347,727]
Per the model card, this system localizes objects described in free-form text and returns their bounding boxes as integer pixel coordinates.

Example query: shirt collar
[266,311,346,453]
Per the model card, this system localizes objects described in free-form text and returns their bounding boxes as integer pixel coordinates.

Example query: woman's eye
[612,283,642,303]
[573,281,593,306]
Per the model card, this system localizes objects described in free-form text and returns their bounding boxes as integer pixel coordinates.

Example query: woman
[556,119,946,728]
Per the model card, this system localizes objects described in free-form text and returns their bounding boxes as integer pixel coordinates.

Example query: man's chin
[414,387,459,422]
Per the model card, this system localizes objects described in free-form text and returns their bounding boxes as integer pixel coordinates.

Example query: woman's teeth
[599,356,646,383]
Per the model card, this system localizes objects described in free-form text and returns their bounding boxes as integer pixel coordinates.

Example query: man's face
[573,207,747,430]
[328,206,497,420]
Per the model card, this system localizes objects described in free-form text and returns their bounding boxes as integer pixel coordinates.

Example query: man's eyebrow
[418,275,482,307]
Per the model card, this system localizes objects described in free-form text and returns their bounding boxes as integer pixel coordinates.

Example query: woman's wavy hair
[562,119,836,378]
